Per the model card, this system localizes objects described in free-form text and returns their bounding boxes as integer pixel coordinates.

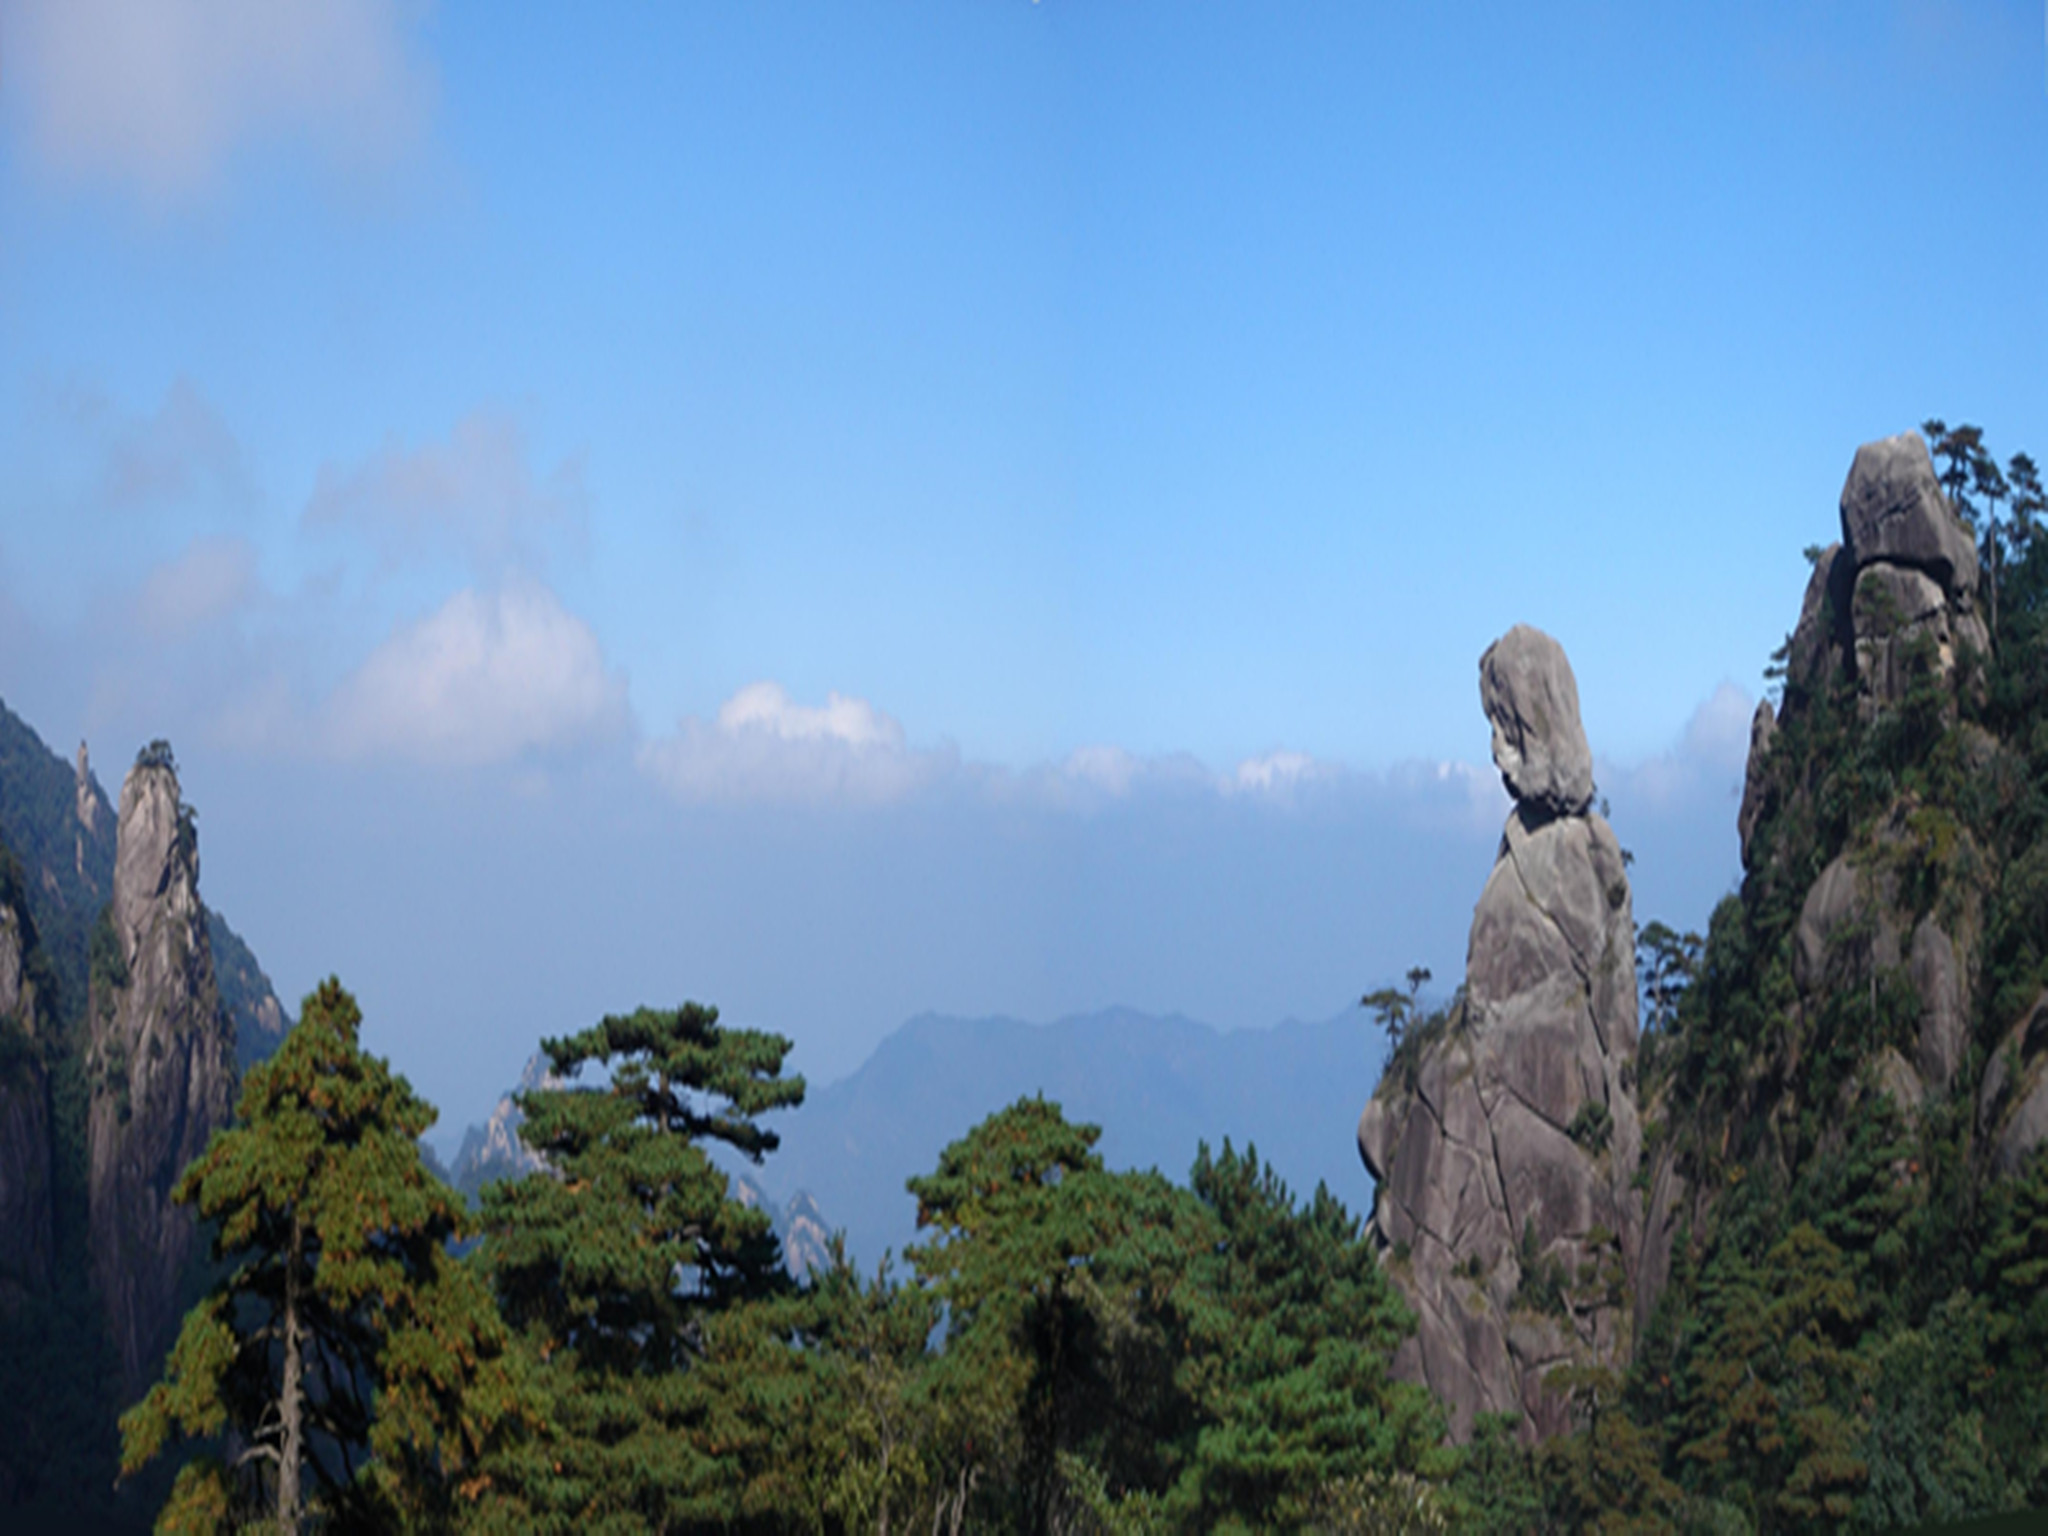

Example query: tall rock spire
[1358,624,1642,1442]
[87,746,234,1404]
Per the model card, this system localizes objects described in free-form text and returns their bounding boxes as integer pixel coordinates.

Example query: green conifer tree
[474,1001,805,1530]
[1168,1141,1451,1529]
[118,979,523,1532]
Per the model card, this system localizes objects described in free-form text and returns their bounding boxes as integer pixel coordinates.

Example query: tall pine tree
[119,979,523,1532]
[475,1001,806,1531]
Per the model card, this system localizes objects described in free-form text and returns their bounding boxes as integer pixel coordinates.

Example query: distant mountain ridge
[441,1004,1384,1284]
[742,1005,1384,1270]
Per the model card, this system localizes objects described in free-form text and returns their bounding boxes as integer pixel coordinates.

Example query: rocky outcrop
[1359,625,1640,1442]
[87,753,235,1404]
[1734,431,1992,1106]
[1836,434,1990,719]
[1737,700,1777,866]
[1839,432,1979,597]
[0,884,53,1301]
[1479,625,1596,816]
[1980,992,2048,1177]
[453,1052,561,1200]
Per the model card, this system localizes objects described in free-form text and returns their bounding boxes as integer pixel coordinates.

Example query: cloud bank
[638,682,954,806]
[7,0,432,206]
[325,581,630,767]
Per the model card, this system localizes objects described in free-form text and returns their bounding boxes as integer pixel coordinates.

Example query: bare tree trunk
[278,1217,304,1534]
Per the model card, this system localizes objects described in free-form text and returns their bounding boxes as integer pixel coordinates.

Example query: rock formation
[1979,992,2048,1177]
[1634,429,2013,1334]
[86,751,235,1403]
[452,1051,563,1200]
[0,879,54,1302]
[1739,432,1992,1101]
[1358,623,1641,1441]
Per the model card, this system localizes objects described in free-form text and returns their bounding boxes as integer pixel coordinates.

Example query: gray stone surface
[1363,629,1639,1443]
[88,758,235,1404]
[1786,544,1853,698]
[1982,994,2048,1177]
[1479,625,1595,817]
[1738,700,1776,870]
[1793,852,1892,994]
[1908,919,1966,1092]
[1852,561,1971,715]
[1840,432,1979,596]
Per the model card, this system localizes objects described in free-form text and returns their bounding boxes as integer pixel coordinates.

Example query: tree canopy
[118,978,522,1532]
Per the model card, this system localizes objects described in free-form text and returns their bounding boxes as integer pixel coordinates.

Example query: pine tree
[475,1001,805,1530]
[118,979,523,1532]
[906,1095,1144,1535]
[1168,1141,1451,1529]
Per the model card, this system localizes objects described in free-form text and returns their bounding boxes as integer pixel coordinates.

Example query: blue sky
[1,1,2043,1143]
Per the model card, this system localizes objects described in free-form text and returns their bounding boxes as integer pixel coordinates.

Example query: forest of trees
[120,986,1461,1533]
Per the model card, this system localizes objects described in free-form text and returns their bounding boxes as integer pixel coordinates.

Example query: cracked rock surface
[1359,625,1640,1443]
[87,758,234,1405]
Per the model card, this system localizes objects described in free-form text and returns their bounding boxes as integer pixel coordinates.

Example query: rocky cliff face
[1742,436,1996,1089]
[1637,430,2033,1336]
[452,1052,561,1200]
[87,754,235,1403]
[1358,624,1642,1442]
[0,881,53,1302]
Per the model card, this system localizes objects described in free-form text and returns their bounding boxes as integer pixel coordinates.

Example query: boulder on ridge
[1839,431,1979,597]
[1479,624,1595,817]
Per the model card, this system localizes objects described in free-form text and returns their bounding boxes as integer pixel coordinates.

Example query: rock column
[1359,625,1641,1442]
[87,753,234,1404]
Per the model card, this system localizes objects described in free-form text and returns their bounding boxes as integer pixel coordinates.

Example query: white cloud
[304,413,587,577]
[717,682,906,751]
[5,0,432,206]
[325,581,629,766]
[633,688,1378,814]
[1059,745,1141,798]
[638,682,952,806]
[135,535,259,637]
[1230,750,1327,796]
[1600,681,1754,812]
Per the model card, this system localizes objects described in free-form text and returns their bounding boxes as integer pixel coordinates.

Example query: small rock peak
[75,741,99,837]
[1737,700,1777,869]
[112,745,198,964]
[1479,624,1595,817]
[1839,431,1979,597]
[90,738,233,1402]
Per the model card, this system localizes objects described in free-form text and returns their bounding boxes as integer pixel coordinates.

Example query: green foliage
[1673,1221,1870,1528]
[890,1102,1449,1534]
[1538,1365,1682,1534]
[89,900,128,1021]
[120,979,524,1531]
[1514,1218,1569,1319]
[1568,1100,1614,1156]
[1168,1140,1452,1529]
[0,852,132,1523]
[905,1095,1184,1532]
[1450,1412,1545,1535]
[790,1244,948,1533]
[476,1001,807,1530]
